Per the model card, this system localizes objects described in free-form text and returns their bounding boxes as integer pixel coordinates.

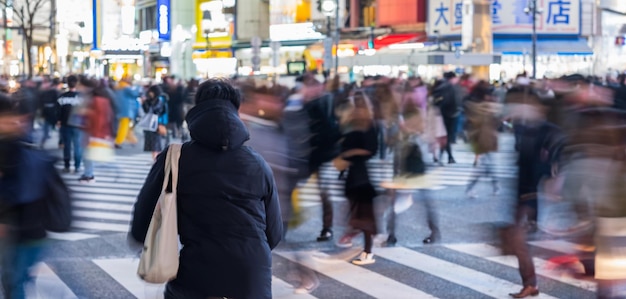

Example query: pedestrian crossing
[54,135,519,235]
[297,135,519,206]
[57,153,153,235]
[32,239,601,298]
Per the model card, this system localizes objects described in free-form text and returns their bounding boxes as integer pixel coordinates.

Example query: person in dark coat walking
[432,73,461,164]
[130,79,283,299]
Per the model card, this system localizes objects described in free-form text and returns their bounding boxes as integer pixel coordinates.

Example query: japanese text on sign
[428,0,580,36]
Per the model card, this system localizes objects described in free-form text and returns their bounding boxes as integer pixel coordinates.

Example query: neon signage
[156,0,171,41]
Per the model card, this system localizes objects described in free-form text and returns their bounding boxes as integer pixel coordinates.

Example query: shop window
[139,6,157,32]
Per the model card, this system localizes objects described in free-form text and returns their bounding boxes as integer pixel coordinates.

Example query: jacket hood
[186,100,249,151]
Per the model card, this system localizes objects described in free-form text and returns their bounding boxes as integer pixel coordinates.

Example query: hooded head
[185,79,249,151]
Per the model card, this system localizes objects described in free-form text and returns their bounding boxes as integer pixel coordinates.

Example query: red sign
[377,0,426,26]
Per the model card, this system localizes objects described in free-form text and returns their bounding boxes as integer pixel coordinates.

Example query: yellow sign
[192,50,233,59]
[195,0,234,49]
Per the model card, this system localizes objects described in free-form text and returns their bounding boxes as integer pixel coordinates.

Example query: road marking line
[73,210,132,221]
[276,251,438,299]
[71,220,130,232]
[445,243,597,292]
[72,193,137,203]
[31,263,78,299]
[46,231,99,241]
[376,247,558,299]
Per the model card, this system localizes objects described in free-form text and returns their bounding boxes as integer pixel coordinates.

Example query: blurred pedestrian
[57,75,84,173]
[297,74,341,242]
[333,90,379,265]
[423,83,447,164]
[114,76,140,148]
[38,77,62,149]
[78,79,115,183]
[464,81,501,198]
[432,72,461,164]
[0,93,62,299]
[131,79,283,299]
[505,92,563,298]
[142,85,168,161]
[162,76,185,139]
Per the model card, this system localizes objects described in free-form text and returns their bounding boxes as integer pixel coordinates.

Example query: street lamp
[321,0,339,75]
[524,0,542,79]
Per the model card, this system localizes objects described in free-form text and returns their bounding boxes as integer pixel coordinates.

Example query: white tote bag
[137,144,182,284]
[136,109,159,132]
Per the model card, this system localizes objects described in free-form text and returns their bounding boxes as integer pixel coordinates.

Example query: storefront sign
[157,0,171,41]
[195,0,234,49]
[270,23,325,41]
[428,0,581,36]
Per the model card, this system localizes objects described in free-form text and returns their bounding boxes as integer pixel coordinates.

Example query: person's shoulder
[58,91,79,101]
[241,146,273,173]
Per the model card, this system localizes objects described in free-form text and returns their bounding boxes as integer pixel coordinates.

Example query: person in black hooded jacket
[130,79,283,299]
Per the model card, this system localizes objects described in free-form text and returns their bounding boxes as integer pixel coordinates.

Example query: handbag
[136,109,159,132]
[137,144,182,283]
[85,137,115,162]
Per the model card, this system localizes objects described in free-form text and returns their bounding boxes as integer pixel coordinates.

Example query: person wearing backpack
[0,92,70,299]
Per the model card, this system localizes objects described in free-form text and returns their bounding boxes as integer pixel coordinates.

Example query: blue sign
[429,0,580,36]
[492,0,502,24]
[156,0,171,41]
[546,0,571,25]
[434,2,449,26]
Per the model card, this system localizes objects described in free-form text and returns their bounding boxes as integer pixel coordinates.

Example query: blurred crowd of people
[232,71,626,298]
[0,68,624,298]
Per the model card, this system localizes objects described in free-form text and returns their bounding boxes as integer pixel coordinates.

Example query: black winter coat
[130,100,283,299]
[433,81,461,118]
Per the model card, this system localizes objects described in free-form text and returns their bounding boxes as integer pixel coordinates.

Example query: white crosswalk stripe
[36,239,600,298]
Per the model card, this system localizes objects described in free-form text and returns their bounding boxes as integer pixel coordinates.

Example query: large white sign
[428,0,580,36]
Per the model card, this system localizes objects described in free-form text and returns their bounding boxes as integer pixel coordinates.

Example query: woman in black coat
[130,79,283,299]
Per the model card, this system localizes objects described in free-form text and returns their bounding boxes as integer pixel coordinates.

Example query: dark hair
[147,85,163,98]
[443,72,457,80]
[78,75,97,89]
[51,77,61,86]
[66,75,78,89]
[92,84,112,98]
[195,79,241,109]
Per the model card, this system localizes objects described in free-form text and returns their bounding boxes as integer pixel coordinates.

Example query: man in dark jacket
[432,72,461,163]
[131,79,283,299]
[298,75,340,241]
[162,76,185,139]
[38,78,62,148]
[57,75,84,173]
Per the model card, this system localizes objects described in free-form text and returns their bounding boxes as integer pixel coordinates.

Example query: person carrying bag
[137,144,181,283]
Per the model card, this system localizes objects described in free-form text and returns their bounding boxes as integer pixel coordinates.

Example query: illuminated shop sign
[157,0,171,41]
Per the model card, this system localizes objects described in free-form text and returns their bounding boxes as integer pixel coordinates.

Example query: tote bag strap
[168,144,182,193]
[160,146,174,192]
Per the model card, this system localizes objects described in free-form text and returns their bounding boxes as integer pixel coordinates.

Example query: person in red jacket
[78,78,114,183]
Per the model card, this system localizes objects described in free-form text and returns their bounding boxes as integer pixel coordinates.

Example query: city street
[21,130,597,299]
